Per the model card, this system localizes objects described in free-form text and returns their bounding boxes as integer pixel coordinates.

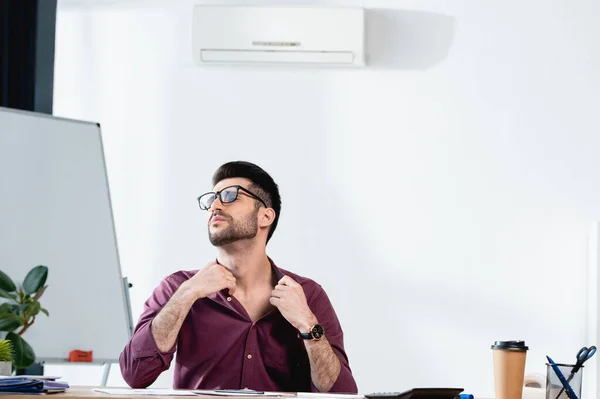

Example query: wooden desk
[0,387,498,399]
[0,387,275,399]
[0,387,345,399]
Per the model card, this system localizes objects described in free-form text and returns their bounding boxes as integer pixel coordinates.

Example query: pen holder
[545,363,583,399]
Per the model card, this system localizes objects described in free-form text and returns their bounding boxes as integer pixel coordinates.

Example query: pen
[546,356,578,399]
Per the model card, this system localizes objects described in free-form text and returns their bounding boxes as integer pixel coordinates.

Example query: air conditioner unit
[192,6,366,66]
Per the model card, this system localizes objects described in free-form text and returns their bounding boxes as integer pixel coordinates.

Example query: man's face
[207,178,260,246]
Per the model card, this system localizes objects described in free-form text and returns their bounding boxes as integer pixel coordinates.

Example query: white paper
[91,389,293,397]
[195,391,292,397]
[295,393,365,399]
[93,388,199,396]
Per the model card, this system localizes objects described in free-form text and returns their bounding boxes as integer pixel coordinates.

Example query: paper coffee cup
[491,340,529,399]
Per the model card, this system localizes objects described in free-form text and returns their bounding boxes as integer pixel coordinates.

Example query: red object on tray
[69,350,93,362]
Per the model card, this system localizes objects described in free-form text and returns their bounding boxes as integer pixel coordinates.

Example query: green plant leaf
[32,285,47,301]
[0,316,23,332]
[28,302,41,318]
[0,288,17,300]
[40,308,49,317]
[0,271,16,292]
[8,304,21,315]
[0,303,12,315]
[22,266,48,295]
[15,304,29,316]
[0,339,14,362]
[6,332,35,369]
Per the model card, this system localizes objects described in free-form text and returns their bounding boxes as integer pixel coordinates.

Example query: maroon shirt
[119,259,357,393]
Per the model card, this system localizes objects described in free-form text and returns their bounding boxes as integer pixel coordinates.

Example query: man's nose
[210,196,224,212]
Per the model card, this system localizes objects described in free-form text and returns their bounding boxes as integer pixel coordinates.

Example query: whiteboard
[0,106,130,363]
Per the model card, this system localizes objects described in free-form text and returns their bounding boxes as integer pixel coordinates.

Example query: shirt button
[226,297,232,302]
[247,354,252,359]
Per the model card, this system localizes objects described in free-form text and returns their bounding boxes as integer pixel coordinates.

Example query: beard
[208,208,259,246]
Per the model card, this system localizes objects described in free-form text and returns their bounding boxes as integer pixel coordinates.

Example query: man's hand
[182,261,237,299]
[149,261,235,353]
[270,276,344,392]
[270,275,317,332]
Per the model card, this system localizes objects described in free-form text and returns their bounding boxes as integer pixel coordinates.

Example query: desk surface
[0,387,503,399]
[0,387,154,399]
[0,387,361,399]
[0,387,242,399]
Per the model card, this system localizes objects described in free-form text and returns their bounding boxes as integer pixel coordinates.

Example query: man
[119,161,357,393]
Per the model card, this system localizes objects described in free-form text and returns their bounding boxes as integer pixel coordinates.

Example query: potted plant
[0,266,49,370]
[0,339,13,375]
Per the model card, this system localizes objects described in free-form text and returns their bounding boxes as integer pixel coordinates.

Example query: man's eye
[223,191,236,202]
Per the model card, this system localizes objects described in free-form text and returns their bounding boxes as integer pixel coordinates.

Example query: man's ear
[259,208,276,228]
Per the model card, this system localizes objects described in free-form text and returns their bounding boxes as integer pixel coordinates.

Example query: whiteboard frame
[0,106,133,365]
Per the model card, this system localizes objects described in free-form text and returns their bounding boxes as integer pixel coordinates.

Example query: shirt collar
[268,256,285,281]
[207,256,284,302]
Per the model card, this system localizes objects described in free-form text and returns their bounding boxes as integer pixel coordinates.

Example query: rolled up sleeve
[119,275,179,388]
[309,288,358,393]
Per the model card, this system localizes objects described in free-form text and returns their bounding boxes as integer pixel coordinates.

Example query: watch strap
[299,324,325,340]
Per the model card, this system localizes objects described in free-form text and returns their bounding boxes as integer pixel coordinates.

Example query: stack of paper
[0,376,69,394]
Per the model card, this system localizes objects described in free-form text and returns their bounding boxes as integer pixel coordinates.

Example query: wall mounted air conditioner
[192,5,366,66]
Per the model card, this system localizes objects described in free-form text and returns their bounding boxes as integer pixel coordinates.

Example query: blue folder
[0,377,69,394]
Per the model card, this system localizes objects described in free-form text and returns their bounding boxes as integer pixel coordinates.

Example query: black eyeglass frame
[197,185,267,210]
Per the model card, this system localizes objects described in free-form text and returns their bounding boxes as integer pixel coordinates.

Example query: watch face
[311,324,324,339]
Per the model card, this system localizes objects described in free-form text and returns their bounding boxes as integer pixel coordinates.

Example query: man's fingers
[278,275,299,287]
[269,297,280,306]
[271,289,284,298]
[224,275,237,295]
[227,282,237,296]
[273,284,287,292]
[221,268,234,279]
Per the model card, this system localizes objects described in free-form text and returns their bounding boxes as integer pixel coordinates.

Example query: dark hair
[212,161,281,243]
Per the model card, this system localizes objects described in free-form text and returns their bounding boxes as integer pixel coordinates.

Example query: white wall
[50,0,600,397]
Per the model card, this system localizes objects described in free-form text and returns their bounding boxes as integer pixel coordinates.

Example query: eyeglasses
[197,185,267,211]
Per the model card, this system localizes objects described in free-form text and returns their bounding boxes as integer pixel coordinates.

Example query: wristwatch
[299,324,325,341]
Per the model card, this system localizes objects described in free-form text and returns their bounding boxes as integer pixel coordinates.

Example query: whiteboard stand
[101,363,111,387]
[123,277,134,337]
[29,277,133,386]
[587,222,599,399]
[100,277,134,386]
